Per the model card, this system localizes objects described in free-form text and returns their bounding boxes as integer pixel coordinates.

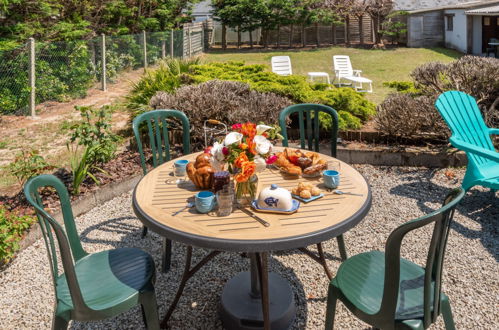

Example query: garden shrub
[132,61,375,130]
[69,105,121,165]
[0,204,36,265]
[8,149,53,185]
[149,80,293,148]
[376,56,499,137]
[376,93,448,137]
[126,58,201,113]
[411,56,499,127]
[383,81,420,94]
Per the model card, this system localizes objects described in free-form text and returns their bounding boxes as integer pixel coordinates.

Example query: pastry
[186,153,215,189]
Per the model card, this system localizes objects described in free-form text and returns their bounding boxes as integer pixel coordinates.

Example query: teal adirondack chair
[325,188,465,330]
[435,91,499,191]
[24,175,159,330]
[133,109,191,273]
[279,104,348,260]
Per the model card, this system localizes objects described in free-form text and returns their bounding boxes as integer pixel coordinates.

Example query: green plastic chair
[435,91,498,192]
[325,188,465,330]
[279,104,347,260]
[24,174,160,330]
[133,109,191,273]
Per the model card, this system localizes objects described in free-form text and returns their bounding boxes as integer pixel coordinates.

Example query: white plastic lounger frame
[271,56,292,76]
[333,55,373,93]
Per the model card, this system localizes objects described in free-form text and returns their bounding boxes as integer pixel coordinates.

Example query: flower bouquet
[210,123,278,205]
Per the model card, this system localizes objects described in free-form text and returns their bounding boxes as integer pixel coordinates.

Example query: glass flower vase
[235,174,258,206]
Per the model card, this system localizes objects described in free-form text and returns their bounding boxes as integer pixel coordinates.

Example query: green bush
[130,61,376,130]
[186,62,375,130]
[383,81,420,94]
[0,205,36,264]
[126,58,201,114]
[69,105,121,165]
[8,149,53,185]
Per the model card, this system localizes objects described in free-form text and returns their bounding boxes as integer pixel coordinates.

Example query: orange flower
[239,143,248,150]
[241,122,256,139]
[235,161,256,182]
[234,153,248,168]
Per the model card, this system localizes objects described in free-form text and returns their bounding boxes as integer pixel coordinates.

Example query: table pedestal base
[220,271,295,330]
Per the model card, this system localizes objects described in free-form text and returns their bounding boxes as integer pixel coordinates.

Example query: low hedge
[184,61,376,130]
[127,59,376,131]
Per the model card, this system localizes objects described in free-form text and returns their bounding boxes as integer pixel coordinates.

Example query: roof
[408,0,499,14]
[465,3,499,13]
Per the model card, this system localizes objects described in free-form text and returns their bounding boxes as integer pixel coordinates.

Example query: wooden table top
[132,147,371,252]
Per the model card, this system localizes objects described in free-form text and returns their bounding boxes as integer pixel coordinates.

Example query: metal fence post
[170,30,174,58]
[28,38,36,117]
[143,30,148,70]
[101,33,107,91]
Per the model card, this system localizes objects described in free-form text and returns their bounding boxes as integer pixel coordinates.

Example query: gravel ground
[0,165,497,330]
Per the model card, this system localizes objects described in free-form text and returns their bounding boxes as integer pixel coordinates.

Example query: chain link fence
[0,27,204,116]
[0,44,30,115]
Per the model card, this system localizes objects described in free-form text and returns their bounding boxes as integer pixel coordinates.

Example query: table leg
[220,253,295,330]
[161,246,221,328]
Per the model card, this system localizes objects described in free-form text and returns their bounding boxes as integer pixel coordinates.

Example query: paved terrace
[0,165,497,329]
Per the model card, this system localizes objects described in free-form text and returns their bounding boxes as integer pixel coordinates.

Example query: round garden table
[132,147,371,329]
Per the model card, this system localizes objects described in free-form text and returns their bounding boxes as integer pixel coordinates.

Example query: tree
[380,11,408,44]
[366,0,393,44]
[0,0,201,49]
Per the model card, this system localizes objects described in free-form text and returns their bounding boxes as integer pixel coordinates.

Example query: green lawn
[203,47,461,105]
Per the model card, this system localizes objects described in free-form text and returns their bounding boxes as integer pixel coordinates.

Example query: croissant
[275,153,302,175]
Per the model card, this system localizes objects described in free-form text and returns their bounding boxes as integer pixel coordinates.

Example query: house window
[445,15,454,31]
[484,17,490,26]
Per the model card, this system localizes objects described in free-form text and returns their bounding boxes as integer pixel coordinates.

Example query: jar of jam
[212,171,230,193]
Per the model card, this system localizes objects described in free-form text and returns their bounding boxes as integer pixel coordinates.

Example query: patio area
[1,165,497,329]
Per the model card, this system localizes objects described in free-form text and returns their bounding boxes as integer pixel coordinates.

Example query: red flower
[266,155,277,164]
[222,146,229,155]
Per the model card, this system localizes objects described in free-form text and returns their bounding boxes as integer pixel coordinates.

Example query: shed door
[482,16,499,52]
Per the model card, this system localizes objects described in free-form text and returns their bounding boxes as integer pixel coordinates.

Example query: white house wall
[472,15,483,54]
[444,9,468,52]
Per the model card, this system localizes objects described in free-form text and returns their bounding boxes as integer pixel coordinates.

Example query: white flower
[256,124,272,135]
[211,142,225,162]
[254,156,267,172]
[253,135,272,155]
[224,132,243,146]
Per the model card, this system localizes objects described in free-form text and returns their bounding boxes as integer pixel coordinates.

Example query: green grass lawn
[203,47,461,105]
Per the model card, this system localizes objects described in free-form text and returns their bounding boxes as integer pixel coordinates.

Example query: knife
[238,206,270,227]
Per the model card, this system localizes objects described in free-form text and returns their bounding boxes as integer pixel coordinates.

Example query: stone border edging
[15,145,466,254]
[18,173,143,252]
[336,146,467,167]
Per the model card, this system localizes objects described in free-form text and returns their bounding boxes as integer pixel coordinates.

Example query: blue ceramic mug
[174,159,189,177]
[195,191,216,213]
[323,170,340,189]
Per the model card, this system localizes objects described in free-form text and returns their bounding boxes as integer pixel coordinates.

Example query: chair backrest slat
[279,104,338,157]
[133,109,191,175]
[333,55,354,77]
[24,175,91,313]
[435,91,494,166]
[378,188,465,328]
[271,56,292,76]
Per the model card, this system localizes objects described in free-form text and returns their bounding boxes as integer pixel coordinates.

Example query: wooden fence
[210,15,374,47]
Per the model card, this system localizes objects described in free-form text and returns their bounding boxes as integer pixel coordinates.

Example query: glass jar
[235,174,258,206]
